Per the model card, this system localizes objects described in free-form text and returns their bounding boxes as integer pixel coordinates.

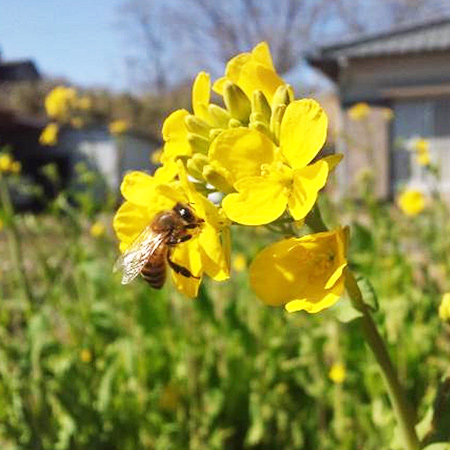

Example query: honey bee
[115,203,204,289]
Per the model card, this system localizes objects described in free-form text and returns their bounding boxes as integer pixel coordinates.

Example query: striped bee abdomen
[140,246,168,289]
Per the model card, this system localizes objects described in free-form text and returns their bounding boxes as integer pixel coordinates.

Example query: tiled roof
[313,17,450,60]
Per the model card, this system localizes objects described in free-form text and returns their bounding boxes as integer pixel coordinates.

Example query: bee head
[174,203,203,226]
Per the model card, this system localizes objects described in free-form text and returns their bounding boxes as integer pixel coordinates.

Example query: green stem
[307,205,421,450]
[0,174,35,307]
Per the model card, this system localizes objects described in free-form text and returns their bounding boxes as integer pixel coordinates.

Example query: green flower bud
[185,115,211,137]
[209,128,223,140]
[271,85,292,109]
[187,157,205,181]
[251,90,271,124]
[203,164,234,194]
[249,120,270,136]
[187,133,210,154]
[228,118,242,128]
[270,104,286,145]
[208,104,231,128]
[223,81,251,122]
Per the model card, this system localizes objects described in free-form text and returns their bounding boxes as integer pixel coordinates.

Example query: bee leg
[167,254,200,279]
[177,234,192,243]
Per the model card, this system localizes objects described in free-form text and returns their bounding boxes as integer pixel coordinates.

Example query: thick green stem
[307,205,421,450]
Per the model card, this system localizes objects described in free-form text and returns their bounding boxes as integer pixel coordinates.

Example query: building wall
[339,51,450,104]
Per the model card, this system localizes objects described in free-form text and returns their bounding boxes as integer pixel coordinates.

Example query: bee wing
[114,226,169,285]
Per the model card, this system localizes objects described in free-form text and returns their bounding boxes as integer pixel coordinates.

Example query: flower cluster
[113,42,347,312]
[406,137,432,167]
[0,153,21,175]
[40,86,91,146]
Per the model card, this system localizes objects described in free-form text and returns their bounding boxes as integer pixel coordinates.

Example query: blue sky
[0,0,126,90]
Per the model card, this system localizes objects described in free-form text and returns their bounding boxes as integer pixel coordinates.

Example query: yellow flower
[213,42,285,104]
[439,293,450,322]
[397,189,425,216]
[416,150,431,166]
[80,349,92,363]
[211,99,339,225]
[348,103,370,121]
[232,253,247,272]
[90,222,106,238]
[45,86,77,121]
[109,120,129,135]
[412,138,429,154]
[329,363,346,384]
[249,227,348,313]
[113,163,230,297]
[383,108,394,121]
[0,154,13,172]
[71,117,84,129]
[40,123,59,146]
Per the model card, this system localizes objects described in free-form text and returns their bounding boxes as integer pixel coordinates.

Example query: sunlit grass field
[1,168,449,450]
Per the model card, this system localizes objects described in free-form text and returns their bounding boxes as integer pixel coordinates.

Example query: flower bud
[208,104,231,128]
[185,115,211,137]
[223,81,251,122]
[203,164,234,194]
[271,85,293,109]
[187,133,210,154]
[270,104,286,145]
[251,90,271,124]
[228,118,241,128]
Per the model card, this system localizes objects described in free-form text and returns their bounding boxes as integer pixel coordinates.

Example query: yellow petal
[288,161,329,221]
[209,128,275,185]
[285,286,343,313]
[162,109,192,159]
[120,171,156,205]
[113,201,150,252]
[322,153,343,173]
[280,99,328,169]
[251,42,275,69]
[198,223,230,281]
[171,240,203,298]
[222,177,288,225]
[192,72,211,121]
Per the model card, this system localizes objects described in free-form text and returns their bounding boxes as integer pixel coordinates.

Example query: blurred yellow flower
[397,189,425,216]
[232,253,247,272]
[416,150,431,166]
[40,123,59,146]
[329,363,346,384]
[109,120,129,135]
[383,108,394,121]
[80,349,92,363]
[77,96,92,110]
[90,222,106,238]
[439,293,450,322]
[413,138,429,154]
[249,227,348,313]
[10,161,21,174]
[71,117,84,129]
[348,103,370,121]
[45,86,77,121]
[0,154,13,172]
[113,164,230,297]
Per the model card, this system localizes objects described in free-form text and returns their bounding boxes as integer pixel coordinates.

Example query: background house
[309,17,450,198]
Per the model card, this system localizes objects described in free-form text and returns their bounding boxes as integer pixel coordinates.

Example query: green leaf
[422,444,450,450]
[356,275,379,312]
[331,296,364,323]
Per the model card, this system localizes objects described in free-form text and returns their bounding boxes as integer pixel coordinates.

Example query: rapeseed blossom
[347,103,370,121]
[397,189,425,216]
[113,163,230,297]
[114,42,346,310]
[329,363,346,384]
[249,227,348,312]
[0,153,21,174]
[439,293,450,322]
[39,123,59,146]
